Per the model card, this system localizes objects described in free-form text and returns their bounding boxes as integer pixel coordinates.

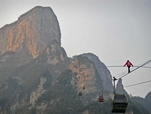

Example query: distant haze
[0,0,151,98]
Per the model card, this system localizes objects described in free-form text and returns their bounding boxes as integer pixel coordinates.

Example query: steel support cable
[124,80,151,88]
[102,64,151,78]
[114,61,151,78]
[106,65,124,67]
[80,65,151,70]
[106,66,151,68]
[113,71,128,78]
[133,66,151,68]
[118,59,151,79]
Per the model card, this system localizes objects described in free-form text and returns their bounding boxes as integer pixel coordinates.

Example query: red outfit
[124,60,133,67]
[124,60,133,73]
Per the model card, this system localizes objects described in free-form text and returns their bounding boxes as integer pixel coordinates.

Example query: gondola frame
[111,94,128,113]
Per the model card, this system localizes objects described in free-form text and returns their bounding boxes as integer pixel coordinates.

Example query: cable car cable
[133,66,151,68]
[124,80,151,88]
[80,65,151,70]
[114,71,128,78]
[106,66,151,68]
[112,61,151,79]
[94,65,151,69]
[118,59,151,79]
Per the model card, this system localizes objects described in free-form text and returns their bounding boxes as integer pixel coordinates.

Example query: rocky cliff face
[82,53,113,92]
[0,6,61,66]
[145,91,151,113]
[69,55,103,103]
[44,39,68,65]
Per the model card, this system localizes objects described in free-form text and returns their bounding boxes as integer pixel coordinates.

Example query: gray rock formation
[82,53,113,92]
[0,6,61,66]
[133,91,151,113]
[116,78,127,94]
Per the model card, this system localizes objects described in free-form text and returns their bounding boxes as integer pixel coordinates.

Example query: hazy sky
[0,0,151,98]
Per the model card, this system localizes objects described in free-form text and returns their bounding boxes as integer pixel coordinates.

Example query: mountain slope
[132,91,151,113]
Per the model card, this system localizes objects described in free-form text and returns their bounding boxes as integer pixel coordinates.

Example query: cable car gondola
[98,95,104,102]
[78,92,82,96]
[98,90,104,102]
[111,94,128,113]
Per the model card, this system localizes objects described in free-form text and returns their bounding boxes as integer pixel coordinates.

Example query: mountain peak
[18,6,53,21]
[0,6,61,65]
[116,78,127,94]
[82,53,113,92]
